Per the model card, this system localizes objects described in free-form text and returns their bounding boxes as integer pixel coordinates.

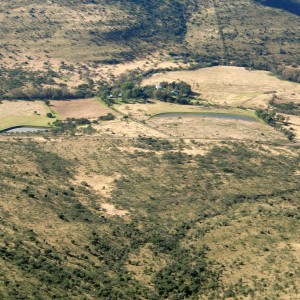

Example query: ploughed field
[51,99,114,120]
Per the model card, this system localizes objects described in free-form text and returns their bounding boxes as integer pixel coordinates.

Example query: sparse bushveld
[0,0,300,299]
[0,137,300,299]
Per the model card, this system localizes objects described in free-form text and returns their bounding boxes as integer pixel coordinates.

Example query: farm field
[50,98,114,120]
[0,100,55,131]
[142,66,300,108]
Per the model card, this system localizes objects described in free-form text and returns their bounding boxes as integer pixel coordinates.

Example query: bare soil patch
[51,99,113,120]
[101,203,128,217]
[73,170,129,217]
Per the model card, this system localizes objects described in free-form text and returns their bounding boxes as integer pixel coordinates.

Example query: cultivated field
[50,98,114,120]
[0,100,54,131]
[142,66,300,108]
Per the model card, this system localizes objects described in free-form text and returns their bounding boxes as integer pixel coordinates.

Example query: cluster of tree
[0,66,97,100]
[255,109,295,141]
[51,113,115,134]
[245,61,300,83]
[99,113,115,121]
[51,118,91,134]
[99,81,193,105]
[0,67,56,90]
[135,137,174,151]
[0,67,56,99]
[269,99,300,116]
[4,86,91,101]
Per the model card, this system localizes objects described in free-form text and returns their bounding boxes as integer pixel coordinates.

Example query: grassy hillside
[0,136,299,299]
[0,0,299,66]
[0,0,300,298]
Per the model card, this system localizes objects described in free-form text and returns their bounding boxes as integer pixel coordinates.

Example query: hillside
[0,135,300,299]
[0,0,299,67]
[0,0,300,299]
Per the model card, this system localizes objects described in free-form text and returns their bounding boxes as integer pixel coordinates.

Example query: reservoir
[1,126,49,133]
[151,112,257,122]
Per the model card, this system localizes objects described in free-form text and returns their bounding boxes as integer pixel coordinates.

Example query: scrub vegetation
[0,0,300,298]
[0,137,299,299]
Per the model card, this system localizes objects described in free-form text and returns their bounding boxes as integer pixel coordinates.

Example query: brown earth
[51,98,114,120]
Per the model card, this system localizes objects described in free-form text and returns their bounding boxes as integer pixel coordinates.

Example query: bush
[46,113,55,118]
[99,113,115,121]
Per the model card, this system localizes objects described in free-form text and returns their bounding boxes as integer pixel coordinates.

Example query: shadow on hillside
[255,0,300,16]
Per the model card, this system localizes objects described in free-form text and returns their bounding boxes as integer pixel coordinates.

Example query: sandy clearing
[101,203,128,217]
[73,172,129,217]
[73,173,119,198]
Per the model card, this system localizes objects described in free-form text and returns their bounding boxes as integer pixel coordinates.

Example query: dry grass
[114,100,285,141]
[142,66,300,108]
[148,114,284,141]
[0,100,54,130]
[116,100,255,120]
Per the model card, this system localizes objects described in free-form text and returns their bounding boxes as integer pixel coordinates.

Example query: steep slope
[0,0,192,63]
[186,0,300,65]
[0,0,299,66]
[0,137,299,299]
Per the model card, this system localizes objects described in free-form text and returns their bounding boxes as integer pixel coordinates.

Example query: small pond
[1,126,49,133]
[151,112,257,122]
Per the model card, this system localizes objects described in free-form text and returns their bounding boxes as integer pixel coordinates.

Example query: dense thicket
[99,81,193,105]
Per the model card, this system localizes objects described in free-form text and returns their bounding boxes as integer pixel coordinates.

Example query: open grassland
[0,100,55,131]
[115,100,286,142]
[0,0,299,68]
[116,100,256,121]
[142,66,300,108]
[50,98,114,120]
[148,115,284,141]
[186,0,300,64]
[0,135,299,299]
